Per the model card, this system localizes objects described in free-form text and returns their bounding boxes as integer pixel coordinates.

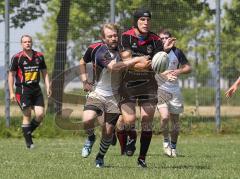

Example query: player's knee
[105,113,120,126]
[161,117,169,124]
[37,113,45,120]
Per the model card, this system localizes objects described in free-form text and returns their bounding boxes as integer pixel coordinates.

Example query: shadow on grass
[99,164,210,170]
[148,153,186,157]
[160,164,211,170]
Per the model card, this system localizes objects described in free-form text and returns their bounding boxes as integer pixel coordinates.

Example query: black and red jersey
[119,28,164,103]
[83,42,104,63]
[119,27,163,59]
[9,50,47,87]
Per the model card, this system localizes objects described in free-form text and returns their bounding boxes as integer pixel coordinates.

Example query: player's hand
[164,37,176,51]
[134,56,151,70]
[225,85,237,98]
[161,70,177,81]
[171,69,182,77]
[83,81,93,92]
[47,88,52,98]
[10,92,16,102]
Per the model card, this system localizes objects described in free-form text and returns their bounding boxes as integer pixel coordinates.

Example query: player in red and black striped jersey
[8,35,51,149]
[118,8,176,167]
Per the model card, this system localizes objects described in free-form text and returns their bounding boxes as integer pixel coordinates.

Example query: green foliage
[0,114,85,138]
[0,0,48,27]
[35,0,214,73]
[183,87,240,106]
[221,0,240,82]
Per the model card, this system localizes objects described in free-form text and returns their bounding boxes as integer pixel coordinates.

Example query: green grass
[1,114,240,138]
[0,135,239,178]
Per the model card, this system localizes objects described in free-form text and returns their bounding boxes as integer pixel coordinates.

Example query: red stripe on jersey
[122,28,137,37]
[14,51,24,59]
[16,93,21,104]
[149,33,160,40]
[89,42,103,49]
[138,33,160,46]
[17,67,24,83]
[35,51,44,57]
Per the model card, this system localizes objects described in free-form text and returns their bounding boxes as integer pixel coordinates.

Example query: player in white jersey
[156,29,192,157]
[79,23,149,167]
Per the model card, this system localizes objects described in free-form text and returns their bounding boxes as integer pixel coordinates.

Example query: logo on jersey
[22,102,26,108]
[23,61,28,65]
[147,45,153,54]
[35,58,40,65]
[131,42,137,48]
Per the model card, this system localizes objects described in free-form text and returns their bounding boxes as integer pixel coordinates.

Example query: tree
[221,0,240,86]
[36,0,214,114]
[49,0,71,114]
[0,0,48,27]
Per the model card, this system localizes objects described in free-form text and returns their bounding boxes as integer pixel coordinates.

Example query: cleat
[95,157,104,168]
[27,144,35,149]
[126,138,136,156]
[81,138,95,158]
[171,148,177,157]
[137,158,147,168]
[163,142,172,157]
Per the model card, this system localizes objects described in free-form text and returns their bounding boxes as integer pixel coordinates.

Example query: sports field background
[1,1,240,178]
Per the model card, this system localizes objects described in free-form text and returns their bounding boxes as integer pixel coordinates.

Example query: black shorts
[120,70,158,105]
[15,86,44,111]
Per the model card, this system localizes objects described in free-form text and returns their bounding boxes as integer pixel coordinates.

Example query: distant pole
[5,0,10,127]
[215,0,221,132]
[194,39,199,116]
[110,0,115,23]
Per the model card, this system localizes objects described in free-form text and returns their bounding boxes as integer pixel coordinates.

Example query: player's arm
[171,63,192,77]
[225,76,240,98]
[79,58,92,92]
[120,50,150,71]
[41,69,51,97]
[119,34,150,70]
[107,55,149,72]
[171,49,192,76]
[8,71,16,102]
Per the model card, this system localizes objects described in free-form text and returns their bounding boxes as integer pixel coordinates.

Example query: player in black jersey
[8,35,51,149]
[119,8,175,167]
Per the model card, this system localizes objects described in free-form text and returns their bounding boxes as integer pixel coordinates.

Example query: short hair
[101,23,119,38]
[20,35,32,43]
[158,29,172,37]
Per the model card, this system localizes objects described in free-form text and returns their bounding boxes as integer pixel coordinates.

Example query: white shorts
[85,91,120,114]
[157,90,183,114]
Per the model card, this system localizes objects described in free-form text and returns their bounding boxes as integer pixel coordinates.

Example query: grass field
[0,135,240,179]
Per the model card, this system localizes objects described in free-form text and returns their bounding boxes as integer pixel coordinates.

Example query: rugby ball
[151,51,169,73]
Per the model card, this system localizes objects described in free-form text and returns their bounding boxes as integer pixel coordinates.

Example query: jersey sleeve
[9,56,18,72]
[95,45,113,68]
[153,39,164,55]
[119,34,132,53]
[39,55,47,70]
[83,47,93,63]
[174,48,189,65]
